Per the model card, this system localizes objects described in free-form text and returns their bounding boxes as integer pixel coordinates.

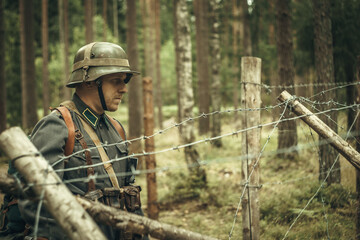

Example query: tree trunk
[275,0,298,159]
[113,0,118,41]
[126,0,143,169]
[155,0,163,129]
[209,0,222,148]
[232,0,241,126]
[241,0,252,56]
[0,0,6,133]
[194,0,210,134]
[174,0,207,186]
[312,0,340,184]
[59,0,71,101]
[42,0,50,116]
[19,0,38,130]
[64,0,70,99]
[103,0,107,41]
[143,77,159,220]
[85,0,93,44]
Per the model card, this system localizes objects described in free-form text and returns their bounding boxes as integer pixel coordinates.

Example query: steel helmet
[67,42,140,88]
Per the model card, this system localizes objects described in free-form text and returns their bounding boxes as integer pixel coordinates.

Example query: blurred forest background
[1,0,360,239]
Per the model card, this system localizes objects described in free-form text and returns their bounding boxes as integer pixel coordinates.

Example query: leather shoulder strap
[78,116,121,190]
[106,115,126,141]
[55,106,75,156]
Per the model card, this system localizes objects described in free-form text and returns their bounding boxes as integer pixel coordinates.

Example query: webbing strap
[78,116,120,189]
[60,100,121,189]
[106,115,126,141]
[55,107,75,156]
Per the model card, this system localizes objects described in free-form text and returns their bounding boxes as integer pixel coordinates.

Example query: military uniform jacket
[19,94,137,239]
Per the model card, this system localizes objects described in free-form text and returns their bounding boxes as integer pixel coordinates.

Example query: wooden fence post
[0,127,106,240]
[241,57,262,240]
[143,76,159,220]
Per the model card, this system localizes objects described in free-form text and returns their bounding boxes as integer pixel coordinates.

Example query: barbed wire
[51,103,359,175]
[281,111,359,239]
[22,130,358,191]
[240,80,360,93]
[51,83,357,168]
[10,85,360,239]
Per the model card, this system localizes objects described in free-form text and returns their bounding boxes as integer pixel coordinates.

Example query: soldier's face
[101,73,128,111]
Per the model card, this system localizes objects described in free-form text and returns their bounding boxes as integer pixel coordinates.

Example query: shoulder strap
[106,115,126,141]
[60,101,121,189]
[55,106,75,156]
[77,116,121,190]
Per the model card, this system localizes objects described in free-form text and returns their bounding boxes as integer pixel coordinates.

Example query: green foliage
[4,7,21,126]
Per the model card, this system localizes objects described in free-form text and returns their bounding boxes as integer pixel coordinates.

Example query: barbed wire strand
[51,87,356,168]
[52,103,360,175]
[281,111,359,240]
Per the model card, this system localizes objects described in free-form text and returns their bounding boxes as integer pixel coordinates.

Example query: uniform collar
[73,93,109,129]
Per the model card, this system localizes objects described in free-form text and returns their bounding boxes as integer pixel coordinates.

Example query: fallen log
[278,90,360,170]
[0,127,107,240]
[0,172,218,240]
[0,127,219,240]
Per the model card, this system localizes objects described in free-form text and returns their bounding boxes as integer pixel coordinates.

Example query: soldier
[17,42,147,239]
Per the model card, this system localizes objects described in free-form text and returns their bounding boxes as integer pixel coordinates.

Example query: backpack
[0,104,126,237]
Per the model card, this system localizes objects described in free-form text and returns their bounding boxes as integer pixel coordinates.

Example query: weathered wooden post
[143,76,159,220]
[0,127,106,240]
[278,90,360,170]
[241,57,262,240]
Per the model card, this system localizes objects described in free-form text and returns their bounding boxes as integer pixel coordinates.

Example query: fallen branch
[0,173,218,240]
[278,90,360,170]
[76,197,219,240]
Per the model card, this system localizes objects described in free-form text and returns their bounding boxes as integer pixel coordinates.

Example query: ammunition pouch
[84,186,141,212]
[123,186,142,212]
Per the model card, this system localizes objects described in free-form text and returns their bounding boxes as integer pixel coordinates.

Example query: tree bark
[232,0,241,126]
[0,0,6,133]
[278,90,360,171]
[194,0,210,135]
[174,0,207,186]
[41,0,50,116]
[209,0,222,148]
[126,0,144,169]
[155,0,163,129]
[275,0,298,159]
[59,0,71,101]
[312,0,340,184]
[113,0,118,41]
[85,0,93,44]
[19,0,38,130]
[0,127,106,240]
[64,0,70,99]
[103,0,107,41]
[241,57,261,240]
[143,77,159,220]
[0,173,218,240]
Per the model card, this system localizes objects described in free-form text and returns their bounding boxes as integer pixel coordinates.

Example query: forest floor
[0,107,357,239]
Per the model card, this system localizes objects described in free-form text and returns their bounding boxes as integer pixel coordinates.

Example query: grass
[130,106,357,239]
[1,105,357,239]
